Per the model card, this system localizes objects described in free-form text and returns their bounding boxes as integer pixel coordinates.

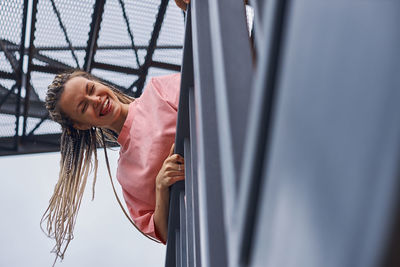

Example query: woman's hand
[154,144,184,243]
[156,143,185,191]
[175,0,190,11]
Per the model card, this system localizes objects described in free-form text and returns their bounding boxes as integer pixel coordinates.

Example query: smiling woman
[59,75,129,133]
[42,70,184,264]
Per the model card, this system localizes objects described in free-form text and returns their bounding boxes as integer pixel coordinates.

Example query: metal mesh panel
[91,68,139,89]
[0,1,24,45]
[30,71,56,103]
[25,71,61,135]
[32,57,47,66]
[94,0,160,70]
[37,50,87,70]
[0,0,184,155]
[146,67,178,85]
[153,48,183,66]
[24,116,62,135]
[34,0,95,68]
[0,0,24,144]
[97,0,160,47]
[0,0,23,74]
[94,48,143,70]
[157,2,184,46]
[0,79,19,119]
[152,3,184,66]
[0,52,14,73]
[0,80,19,137]
[0,114,16,138]
[0,80,16,90]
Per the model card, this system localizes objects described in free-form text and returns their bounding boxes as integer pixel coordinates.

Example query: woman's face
[59,76,128,133]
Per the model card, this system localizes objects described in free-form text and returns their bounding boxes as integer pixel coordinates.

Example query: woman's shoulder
[143,73,181,110]
[150,73,181,89]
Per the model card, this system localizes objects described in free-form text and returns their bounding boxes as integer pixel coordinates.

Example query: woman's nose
[87,95,101,108]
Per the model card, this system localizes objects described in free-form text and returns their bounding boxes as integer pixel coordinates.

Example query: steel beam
[236,0,289,266]
[0,70,15,80]
[22,0,38,139]
[0,84,17,109]
[36,44,183,52]
[165,180,185,267]
[150,61,181,72]
[26,114,50,137]
[133,0,169,96]
[14,0,30,150]
[118,0,141,68]
[191,1,228,266]
[92,62,141,75]
[0,134,60,156]
[49,0,80,68]
[249,2,400,267]
[165,14,194,265]
[30,64,70,74]
[83,0,105,72]
[34,51,74,70]
[188,86,201,267]
[0,39,20,75]
[207,0,254,238]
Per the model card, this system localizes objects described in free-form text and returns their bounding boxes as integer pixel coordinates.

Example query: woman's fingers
[168,143,184,162]
[156,143,185,189]
[169,162,184,170]
[169,175,185,186]
[169,143,175,156]
[166,154,184,164]
[166,162,185,178]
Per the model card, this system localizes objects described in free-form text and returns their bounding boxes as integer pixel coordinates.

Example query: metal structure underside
[0,0,184,156]
[167,1,400,267]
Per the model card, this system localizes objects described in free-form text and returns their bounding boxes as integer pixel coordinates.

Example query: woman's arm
[153,143,185,243]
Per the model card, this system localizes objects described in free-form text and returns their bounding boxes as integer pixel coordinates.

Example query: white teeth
[103,98,109,111]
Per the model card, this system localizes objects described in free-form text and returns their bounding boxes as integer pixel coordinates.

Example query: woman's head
[42,70,134,261]
[46,70,132,133]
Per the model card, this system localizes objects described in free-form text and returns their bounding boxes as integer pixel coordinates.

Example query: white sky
[0,149,165,267]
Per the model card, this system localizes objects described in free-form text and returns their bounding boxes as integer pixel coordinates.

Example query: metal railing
[167,7,199,267]
[166,0,400,267]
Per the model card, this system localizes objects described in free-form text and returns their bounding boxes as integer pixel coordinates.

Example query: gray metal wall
[169,1,400,267]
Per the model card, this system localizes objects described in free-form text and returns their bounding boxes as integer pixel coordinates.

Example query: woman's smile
[100,97,112,116]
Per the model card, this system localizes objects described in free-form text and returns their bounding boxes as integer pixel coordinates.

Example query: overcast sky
[0,149,165,267]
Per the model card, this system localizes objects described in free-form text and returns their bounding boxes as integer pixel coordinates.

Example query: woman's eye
[82,104,88,113]
[90,84,95,95]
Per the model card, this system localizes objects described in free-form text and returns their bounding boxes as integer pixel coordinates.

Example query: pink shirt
[117,73,180,242]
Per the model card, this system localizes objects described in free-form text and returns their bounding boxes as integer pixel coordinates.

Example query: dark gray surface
[251,1,400,267]
[179,190,187,267]
[184,138,195,267]
[236,0,289,265]
[207,0,253,229]
[188,87,201,267]
[192,0,228,266]
[165,7,197,267]
[169,1,400,267]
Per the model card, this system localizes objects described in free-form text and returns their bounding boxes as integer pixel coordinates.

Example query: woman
[41,70,184,262]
